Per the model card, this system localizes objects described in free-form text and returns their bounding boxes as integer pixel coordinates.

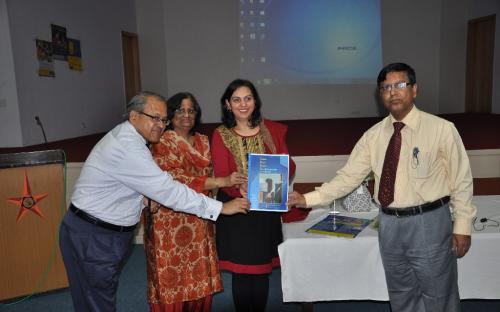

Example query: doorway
[122,31,141,104]
[465,15,496,113]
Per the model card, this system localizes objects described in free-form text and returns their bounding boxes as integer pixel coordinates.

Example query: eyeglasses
[174,108,196,116]
[380,82,413,93]
[230,95,254,105]
[139,112,169,125]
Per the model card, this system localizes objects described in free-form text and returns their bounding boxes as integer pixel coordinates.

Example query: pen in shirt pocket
[412,147,419,167]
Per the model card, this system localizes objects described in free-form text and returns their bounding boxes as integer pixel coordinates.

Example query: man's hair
[165,92,202,135]
[220,79,262,128]
[125,91,166,120]
[377,63,417,86]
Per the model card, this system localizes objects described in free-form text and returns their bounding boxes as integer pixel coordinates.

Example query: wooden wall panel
[0,164,68,300]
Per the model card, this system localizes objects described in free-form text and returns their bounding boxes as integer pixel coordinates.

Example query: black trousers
[59,209,134,312]
[232,273,270,312]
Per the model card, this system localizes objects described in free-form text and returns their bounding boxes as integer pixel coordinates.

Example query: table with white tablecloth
[278,195,500,302]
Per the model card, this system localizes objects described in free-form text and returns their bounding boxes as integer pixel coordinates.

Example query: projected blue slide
[239,0,382,84]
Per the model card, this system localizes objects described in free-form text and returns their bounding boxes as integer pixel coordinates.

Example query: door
[465,15,496,113]
[122,31,141,104]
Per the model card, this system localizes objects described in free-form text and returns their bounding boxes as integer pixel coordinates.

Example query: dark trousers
[59,209,134,312]
[378,203,460,312]
[232,273,270,312]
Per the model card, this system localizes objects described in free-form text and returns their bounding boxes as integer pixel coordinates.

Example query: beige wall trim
[65,148,500,244]
[292,149,500,183]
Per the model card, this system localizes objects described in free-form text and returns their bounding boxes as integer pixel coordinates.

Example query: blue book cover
[306,215,372,238]
[248,153,289,212]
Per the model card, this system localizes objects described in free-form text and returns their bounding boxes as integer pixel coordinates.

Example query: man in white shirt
[59,91,249,312]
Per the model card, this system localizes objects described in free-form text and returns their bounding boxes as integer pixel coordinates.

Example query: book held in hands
[247,153,289,212]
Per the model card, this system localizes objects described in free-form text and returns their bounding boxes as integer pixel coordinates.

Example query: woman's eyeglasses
[174,108,196,116]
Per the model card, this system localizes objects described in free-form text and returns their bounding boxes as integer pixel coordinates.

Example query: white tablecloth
[278,195,500,302]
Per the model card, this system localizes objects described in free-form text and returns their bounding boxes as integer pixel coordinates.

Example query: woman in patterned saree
[211,79,297,311]
[144,92,246,312]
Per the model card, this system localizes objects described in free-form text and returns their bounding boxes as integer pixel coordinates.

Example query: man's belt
[69,204,136,232]
[381,196,450,217]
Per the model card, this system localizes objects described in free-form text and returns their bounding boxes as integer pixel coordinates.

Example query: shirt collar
[386,105,420,131]
[124,120,147,145]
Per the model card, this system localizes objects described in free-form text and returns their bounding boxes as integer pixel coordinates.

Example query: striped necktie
[378,122,405,208]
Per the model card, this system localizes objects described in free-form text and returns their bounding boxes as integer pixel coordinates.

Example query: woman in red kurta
[144,92,245,312]
[211,79,297,311]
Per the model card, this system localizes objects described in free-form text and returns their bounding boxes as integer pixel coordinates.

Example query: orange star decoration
[6,171,48,222]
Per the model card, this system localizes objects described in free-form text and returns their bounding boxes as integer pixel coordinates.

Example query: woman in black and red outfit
[211,79,296,311]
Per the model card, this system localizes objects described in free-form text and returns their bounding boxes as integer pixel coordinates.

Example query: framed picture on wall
[67,38,82,71]
[51,24,68,60]
[35,39,55,77]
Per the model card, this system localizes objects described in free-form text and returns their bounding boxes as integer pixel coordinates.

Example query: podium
[0,150,68,300]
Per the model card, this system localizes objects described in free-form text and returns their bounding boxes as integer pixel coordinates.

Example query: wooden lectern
[0,150,68,301]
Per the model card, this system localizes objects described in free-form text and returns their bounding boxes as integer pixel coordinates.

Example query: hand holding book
[287,191,307,208]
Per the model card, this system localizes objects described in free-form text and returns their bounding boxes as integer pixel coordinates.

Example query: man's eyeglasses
[139,112,169,125]
[174,108,196,116]
[380,82,413,93]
